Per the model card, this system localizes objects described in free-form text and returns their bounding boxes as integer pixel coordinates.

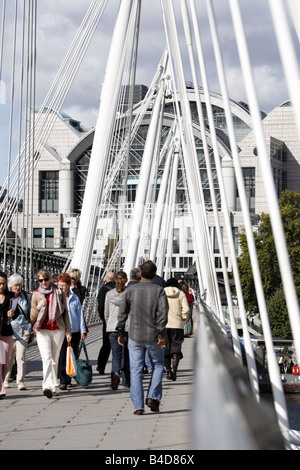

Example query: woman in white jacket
[105,271,129,390]
[164,278,189,381]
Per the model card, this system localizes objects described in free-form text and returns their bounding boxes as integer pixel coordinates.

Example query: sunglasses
[38,278,49,283]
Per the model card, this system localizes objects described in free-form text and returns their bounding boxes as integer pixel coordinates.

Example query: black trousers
[58,332,81,385]
[97,319,111,373]
[164,328,184,359]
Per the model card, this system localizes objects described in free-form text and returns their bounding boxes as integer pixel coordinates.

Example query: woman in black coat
[0,271,15,398]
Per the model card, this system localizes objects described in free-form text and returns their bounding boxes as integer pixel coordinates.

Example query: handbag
[75,340,93,386]
[66,342,77,377]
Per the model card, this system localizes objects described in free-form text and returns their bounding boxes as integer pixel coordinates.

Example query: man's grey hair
[130,268,141,281]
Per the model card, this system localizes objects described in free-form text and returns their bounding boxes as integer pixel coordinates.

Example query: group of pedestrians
[98,260,196,415]
[0,268,87,399]
[0,260,197,415]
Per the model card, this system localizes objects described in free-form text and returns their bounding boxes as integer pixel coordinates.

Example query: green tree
[237,190,300,338]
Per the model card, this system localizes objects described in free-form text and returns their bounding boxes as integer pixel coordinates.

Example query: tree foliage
[237,190,300,338]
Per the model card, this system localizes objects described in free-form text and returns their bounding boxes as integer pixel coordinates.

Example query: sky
[0,0,299,184]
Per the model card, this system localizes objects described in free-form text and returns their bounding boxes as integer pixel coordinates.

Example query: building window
[173,228,180,254]
[233,227,239,255]
[187,227,194,253]
[40,171,59,213]
[33,228,42,248]
[213,227,223,254]
[45,228,54,248]
[236,167,255,213]
[179,257,193,269]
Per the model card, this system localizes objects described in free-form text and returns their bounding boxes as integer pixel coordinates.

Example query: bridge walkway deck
[0,324,195,452]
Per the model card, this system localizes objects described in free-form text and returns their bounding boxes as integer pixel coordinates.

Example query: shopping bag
[0,340,5,364]
[75,340,93,386]
[66,342,77,377]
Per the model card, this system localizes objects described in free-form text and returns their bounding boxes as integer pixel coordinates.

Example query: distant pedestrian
[0,272,15,399]
[181,283,194,337]
[153,274,166,287]
[5,274,31,391]
[30,269,71,398]
[164,278,189,381]
[117,260,168,415]
[105,271,130,390]
[127,268,141,287]
[97,272,115,374]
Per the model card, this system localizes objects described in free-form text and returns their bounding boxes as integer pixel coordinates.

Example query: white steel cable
[188,0,242,357]
[162,0,223,320]
[3,0,18,270]
[182,0,241,360]
[181,0,233,337]
[228,0,291,448]
[72,0,138,284]
[0,0,108,242]
[205,0,260,401]
[0,0,6,80]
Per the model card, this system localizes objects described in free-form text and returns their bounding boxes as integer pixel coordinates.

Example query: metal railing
[191,301,286,450]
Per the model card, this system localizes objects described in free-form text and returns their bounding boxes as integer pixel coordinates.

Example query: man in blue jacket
[117,260,168,415]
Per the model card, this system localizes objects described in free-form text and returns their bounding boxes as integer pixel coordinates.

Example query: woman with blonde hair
[57,273,87,390]
[67,268,86,305]
[104,271,129,390]
[30,269,71,398]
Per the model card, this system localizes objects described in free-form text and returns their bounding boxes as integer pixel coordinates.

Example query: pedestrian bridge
[0,0,300,451]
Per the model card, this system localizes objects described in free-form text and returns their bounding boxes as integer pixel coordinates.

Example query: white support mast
[123,62,168,274]
[72,0,137,285]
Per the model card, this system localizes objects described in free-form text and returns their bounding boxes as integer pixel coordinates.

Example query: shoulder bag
[75,340,93,386]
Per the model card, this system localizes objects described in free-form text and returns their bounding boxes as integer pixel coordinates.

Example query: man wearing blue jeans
[117,260,168,415]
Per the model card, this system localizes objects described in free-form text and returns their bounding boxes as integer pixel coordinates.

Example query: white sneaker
[4,380,9,388]
[18,382,26,390]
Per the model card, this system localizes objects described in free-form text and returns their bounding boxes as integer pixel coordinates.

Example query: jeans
[128,338,164,412]
[108,332,130,387]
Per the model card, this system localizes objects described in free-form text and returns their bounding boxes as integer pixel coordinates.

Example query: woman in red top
[30,269,71,398]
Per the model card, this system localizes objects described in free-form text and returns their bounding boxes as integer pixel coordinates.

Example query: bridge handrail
[191,300,286,450]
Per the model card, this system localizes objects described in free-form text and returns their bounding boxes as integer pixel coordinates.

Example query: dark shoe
[59,384,67,390]
[134,409,144,415]
[166,370,173,380]
[146,398,160,412]
[43,388,53,399]
[111,373,120,390]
